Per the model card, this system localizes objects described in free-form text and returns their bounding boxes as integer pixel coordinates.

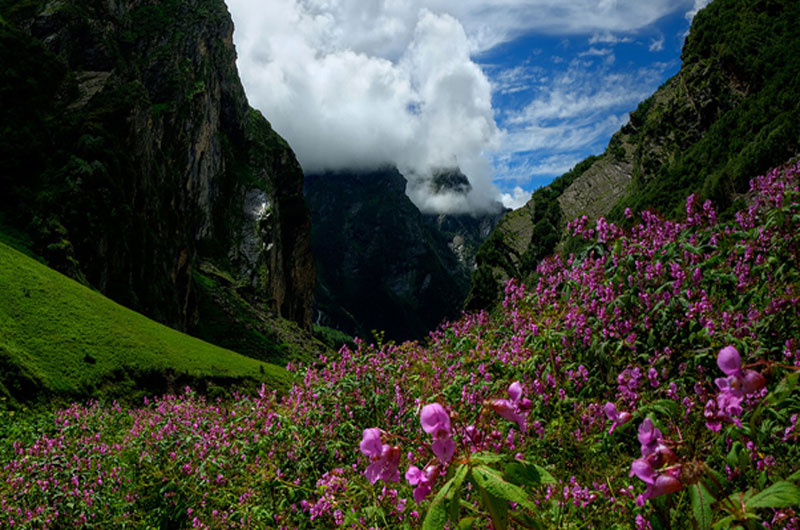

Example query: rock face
[0,0,314,336]
[469,0,800,309]
[304,168,503,341]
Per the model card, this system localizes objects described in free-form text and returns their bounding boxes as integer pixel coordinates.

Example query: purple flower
[490,381,531,430]
[630,419,682,504]
[715,346,766,395]
[360,428,401,484]
[631,457,682,506]
[406,464,438,503]
[705,346,766,431]
[420,404,451,437]
[604,402,633,434]
[420,404,456,464]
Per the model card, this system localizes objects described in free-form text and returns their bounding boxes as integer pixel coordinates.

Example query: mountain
[0,0,318,362]
[469,0,800,309]
[305,167,504,341]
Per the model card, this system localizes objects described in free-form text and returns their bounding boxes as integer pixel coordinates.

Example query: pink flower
[420,404,451,437]
[630,419,682,504]
[706,346,766,431]
[715,346,766,396]
[604,402,633,434]
[490,381,531,430]
[405,465,439,503]
[360,428,401,484]
[420,404,456,464]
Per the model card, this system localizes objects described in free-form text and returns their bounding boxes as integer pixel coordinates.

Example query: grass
[0,241,288,404]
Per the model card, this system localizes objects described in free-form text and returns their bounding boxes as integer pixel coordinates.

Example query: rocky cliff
[469,0,800,308]
[305,168,503,341]
[0,0,315,356]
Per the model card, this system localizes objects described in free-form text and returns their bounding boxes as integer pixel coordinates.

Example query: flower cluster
[630,419,682,506]
[359,428,401,484]
[704,346,766,431]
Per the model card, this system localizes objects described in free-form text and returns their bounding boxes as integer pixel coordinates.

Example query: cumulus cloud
[227,0,501,214]
[589,32,633,45]
[500,186,532,209]
[490,59,672,192]
[225,0,696,213]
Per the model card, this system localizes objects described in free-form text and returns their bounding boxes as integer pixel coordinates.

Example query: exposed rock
[305,167,502,341]
[0,0,314,346]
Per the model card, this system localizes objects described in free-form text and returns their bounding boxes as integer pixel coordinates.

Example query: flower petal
[421,403,451,435]
[718,346,742,376]
[432,437,455,464]
[360,428,382,457]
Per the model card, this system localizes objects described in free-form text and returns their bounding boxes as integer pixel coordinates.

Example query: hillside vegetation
[0,241,288,405]
[470,0,800,309]
[2,164,798,528]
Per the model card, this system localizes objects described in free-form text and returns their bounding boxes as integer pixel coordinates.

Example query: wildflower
[420,403,455,464]
[705,346,765,431]
[630,458,682,506]
[360,428,401,484]
[405,464,438,503]
[630,418,682,504]
[715,346,766,396]
[489,381,532,431]
[603,402,632,434]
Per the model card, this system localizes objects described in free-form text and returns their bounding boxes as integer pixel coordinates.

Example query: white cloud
[649,35,665,52]
[500,186,532,209]
[227,0,501,213]
[578,47,613,57]
[589,32,633,45]
[490,59,671,184]
[685,0,713,21]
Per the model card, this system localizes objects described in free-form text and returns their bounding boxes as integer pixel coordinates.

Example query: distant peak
[429,168,472,195]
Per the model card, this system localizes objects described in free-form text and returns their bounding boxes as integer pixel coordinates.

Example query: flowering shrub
[2,163,800,528]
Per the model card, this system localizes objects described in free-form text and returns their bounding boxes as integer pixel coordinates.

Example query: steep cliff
[469,0,800,308]
[0,0,316,364]
[305,168,503,341]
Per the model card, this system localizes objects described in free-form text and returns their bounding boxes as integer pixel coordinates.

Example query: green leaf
[726,441,743,469]
[447,465,469,523]
[471,466,535,509]
[712,515,737,529]
[477,483,508,530]
[423,477,453,530]
[745,481,800,509]
[470,452,507,465]
[768,372,799,405]
[504,461,557,486]
[691,481,714,530]
[786,469,800,483]
[457,516,477,529]
[640,399,681,420]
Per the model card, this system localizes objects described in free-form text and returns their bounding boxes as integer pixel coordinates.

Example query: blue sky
[227,0,712,212]
[479,7,694,206]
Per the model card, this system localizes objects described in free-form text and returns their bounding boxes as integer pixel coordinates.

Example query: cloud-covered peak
[228,1,501,213]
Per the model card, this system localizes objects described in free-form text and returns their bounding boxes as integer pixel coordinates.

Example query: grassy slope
[0,241,288,403]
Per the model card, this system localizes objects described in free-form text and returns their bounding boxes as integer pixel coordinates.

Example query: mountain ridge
[0,0,318,364]
[469,0,800,309]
